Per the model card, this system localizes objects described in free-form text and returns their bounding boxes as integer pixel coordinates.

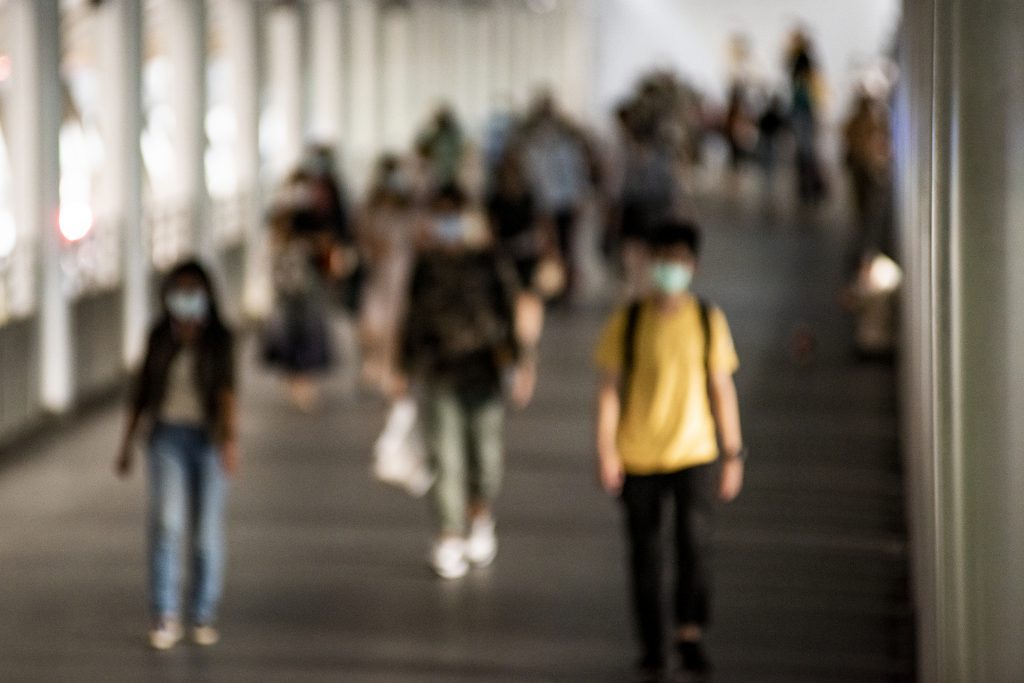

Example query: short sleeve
[708,306,739,375]
[593,308,628,374]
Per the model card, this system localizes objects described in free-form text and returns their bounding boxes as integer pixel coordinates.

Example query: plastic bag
[372,398,434,497]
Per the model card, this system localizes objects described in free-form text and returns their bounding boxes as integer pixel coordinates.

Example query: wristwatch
[724,446,748,462]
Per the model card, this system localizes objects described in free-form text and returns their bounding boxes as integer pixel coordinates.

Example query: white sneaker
[148,618,183,651]
[466,516,497,568]
[191,625,220,646]
[430,537,468,579]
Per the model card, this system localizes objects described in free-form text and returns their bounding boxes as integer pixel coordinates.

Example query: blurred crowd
[259,23,899,407]
[119,21,901,664]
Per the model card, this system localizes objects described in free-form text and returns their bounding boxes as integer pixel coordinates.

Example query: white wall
[592,0,901,126]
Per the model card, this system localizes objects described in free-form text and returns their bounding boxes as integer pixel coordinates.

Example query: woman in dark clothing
[486,152,543,290]
[116,260,237,651]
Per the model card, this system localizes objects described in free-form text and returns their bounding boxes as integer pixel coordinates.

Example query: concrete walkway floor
[0,192,913,682]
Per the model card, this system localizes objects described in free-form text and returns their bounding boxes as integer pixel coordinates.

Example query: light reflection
[0,210,16,261]
[58,203,93,243]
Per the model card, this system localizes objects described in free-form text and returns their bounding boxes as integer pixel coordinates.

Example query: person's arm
[116,407,144,478]
[596,370,625,495]
[509,291,543,409]
[709,371,744,502]
[216,332,240,476]
[218,388,239,476]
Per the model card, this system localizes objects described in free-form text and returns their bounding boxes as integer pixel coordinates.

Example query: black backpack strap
[621,298,713,423]
[698,298,711,375]
[699,297,725,453]
[621,301,643,416]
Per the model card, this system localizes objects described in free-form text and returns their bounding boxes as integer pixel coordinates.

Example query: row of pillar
[3,0,592,415]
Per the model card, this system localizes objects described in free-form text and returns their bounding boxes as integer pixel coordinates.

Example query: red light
[59,204,93,242]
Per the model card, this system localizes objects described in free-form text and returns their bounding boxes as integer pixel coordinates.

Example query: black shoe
[635,653,666,682]
[677,640,712,675]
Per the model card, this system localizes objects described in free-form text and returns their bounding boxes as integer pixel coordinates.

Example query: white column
[166,0,210,262]
[408,1,433,132]
[309,0,345,147]
[223,0,266,318]
[11,0,69,411]
[380,6,412,152]
[489,1,514,114]
[347,0,380,192]
[512,8,533,109]
[99,0,147,368]
[267,3,306,180]
[895,0,939,679]
[453,2,472,126]
[468,5,491,129]
[899,0,1024,679]
[436,2,458,112]
[947,1,1024,678]
[561,0,593,120]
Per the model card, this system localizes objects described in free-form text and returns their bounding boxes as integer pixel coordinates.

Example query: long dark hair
[132,259,234,428]
[158,259,229,338]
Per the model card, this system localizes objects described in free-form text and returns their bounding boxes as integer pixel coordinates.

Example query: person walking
[397,183,537,580]
[116,260,237,651]
[357,154,416,395]
[262,198,335,411]
[593,221,745,679]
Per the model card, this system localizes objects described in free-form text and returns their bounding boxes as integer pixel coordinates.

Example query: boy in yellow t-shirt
[594,221,745,678]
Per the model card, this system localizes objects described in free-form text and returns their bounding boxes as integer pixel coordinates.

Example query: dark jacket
[400,249,520,393]
[131,320,235,436]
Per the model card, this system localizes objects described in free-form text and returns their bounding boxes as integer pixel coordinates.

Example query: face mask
[166,289,209,322]
[384,171,408,195]
[301,154,332,177]
[435,214,464,245]
[650,262,693,295]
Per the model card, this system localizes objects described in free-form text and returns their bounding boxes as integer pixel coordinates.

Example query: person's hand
[598,455,625,496]
[388,374,410,401]
[115,444,134,479]
[718,457,744,502]
[510,362,537,410]
[221,439,240,477]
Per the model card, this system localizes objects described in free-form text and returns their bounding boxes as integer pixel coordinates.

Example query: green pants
[423,387,505,535]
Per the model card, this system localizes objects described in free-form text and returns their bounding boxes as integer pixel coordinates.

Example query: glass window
[0,0,36,325]
[207,0,244,249]
[60,0,119,297]
[143,0,188,271]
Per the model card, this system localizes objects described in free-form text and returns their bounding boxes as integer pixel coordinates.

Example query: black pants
[621,463,717,663]
[552,209,578,302]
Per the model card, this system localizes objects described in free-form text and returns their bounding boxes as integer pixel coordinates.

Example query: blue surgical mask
[166,289,209,322]
[650,262,693,295]
[435,214,464,245]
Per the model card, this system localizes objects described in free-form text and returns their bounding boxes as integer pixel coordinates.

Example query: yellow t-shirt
[594,297,739,475]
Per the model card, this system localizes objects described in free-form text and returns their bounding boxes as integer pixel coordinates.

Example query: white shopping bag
[372,398,434,497]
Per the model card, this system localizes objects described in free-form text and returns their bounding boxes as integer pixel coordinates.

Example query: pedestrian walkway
[0,193,913,682]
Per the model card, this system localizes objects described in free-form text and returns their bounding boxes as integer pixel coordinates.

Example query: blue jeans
[147,423,227,624]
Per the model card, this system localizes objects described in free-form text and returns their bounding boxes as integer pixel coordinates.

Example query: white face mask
[650,261,693,295]
[166,289,209,322]
[435,214,464,245]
